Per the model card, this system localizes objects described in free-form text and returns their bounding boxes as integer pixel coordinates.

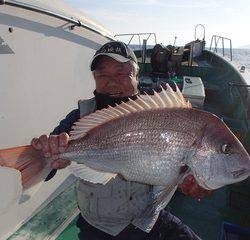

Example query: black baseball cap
[90,41,138,71]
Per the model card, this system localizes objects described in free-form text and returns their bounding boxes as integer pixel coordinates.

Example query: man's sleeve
[45,109,80,181]
[51,109,80,135]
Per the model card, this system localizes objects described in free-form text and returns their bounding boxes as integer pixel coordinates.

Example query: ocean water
[232,48,250,70]
[214,48,250,70]
[208,48,250,71]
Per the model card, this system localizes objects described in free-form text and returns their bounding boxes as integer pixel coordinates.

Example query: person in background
[32,41,210,240]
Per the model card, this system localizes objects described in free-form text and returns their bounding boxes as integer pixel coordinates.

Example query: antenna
[173,36,177,47]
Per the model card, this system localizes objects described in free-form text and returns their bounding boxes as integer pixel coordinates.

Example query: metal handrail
[228,82,250,88]
[0,0,114,40]
[209,35,233,61]
[114,32,157,58]
[114,33,157,62]
[114,32,157,45]
[194,24,205,40]
[185,24,206,67]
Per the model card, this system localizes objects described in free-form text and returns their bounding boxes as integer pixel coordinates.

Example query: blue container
[220,222,250,240]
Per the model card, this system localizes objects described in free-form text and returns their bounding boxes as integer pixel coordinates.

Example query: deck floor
[56,218,79,240]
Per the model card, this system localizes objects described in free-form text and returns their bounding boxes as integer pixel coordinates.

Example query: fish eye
[221,144,231,154]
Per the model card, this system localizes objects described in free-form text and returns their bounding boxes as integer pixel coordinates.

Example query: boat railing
[186,24,206,67]
[194,24,206,41]
[114,33,157,63]
[209,35,233,61]
[228,82,250,88]
[114,32,157,47]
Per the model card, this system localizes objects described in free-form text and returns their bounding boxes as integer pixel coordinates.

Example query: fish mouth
[231,168,250,179]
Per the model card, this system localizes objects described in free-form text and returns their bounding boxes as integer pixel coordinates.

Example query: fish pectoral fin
[152,166,192,211]
[69,163,117,184]
[153,184,178,212]
[136,166,191,221]
[132,184,178,229]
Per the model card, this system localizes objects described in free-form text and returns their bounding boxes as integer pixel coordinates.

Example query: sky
[63,0,250,48]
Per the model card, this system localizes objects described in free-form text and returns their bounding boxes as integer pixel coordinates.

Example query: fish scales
[62,108,205,185]
[75,108,203,149]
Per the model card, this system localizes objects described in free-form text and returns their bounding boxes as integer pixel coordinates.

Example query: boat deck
[6,49,250,240]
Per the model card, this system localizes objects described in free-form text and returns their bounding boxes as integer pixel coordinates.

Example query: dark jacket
[51,109,80,135]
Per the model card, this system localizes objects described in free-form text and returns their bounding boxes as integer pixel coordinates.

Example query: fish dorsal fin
[69,84,191,140]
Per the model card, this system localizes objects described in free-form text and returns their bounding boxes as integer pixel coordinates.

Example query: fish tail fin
[0,145,50,211]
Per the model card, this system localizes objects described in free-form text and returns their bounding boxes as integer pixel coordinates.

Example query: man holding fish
[31,41,214,239]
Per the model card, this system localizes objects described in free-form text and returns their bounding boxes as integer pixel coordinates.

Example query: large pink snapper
[0,85,250,214]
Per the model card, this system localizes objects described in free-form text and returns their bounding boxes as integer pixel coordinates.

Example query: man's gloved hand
[178,174,212,201]
[31,133,71,169]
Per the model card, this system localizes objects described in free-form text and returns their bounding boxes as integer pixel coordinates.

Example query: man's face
[93,56,138,98]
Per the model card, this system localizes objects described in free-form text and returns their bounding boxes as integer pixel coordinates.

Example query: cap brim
[90,53,130,71]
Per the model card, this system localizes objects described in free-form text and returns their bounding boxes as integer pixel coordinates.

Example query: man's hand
[31,133,71,169]
[178,175,212,201]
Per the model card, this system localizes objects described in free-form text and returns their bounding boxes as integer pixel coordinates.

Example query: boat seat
[182,76,205,108]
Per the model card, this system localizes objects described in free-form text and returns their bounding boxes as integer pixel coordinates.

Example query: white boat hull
[0,1,112,239]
